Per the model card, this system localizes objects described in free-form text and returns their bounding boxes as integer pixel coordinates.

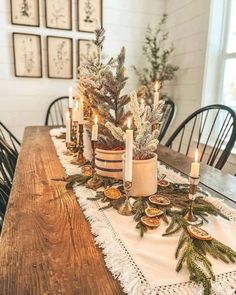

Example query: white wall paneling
[0,0,165,140]
[0,0,235,174]
[164,0,235,174]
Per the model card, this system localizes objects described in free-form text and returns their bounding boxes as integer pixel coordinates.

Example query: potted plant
[78,29,131,179]
[106,91,165,196]
[132,14,179,105]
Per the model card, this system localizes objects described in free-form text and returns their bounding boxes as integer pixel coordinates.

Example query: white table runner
[50,128,236,295]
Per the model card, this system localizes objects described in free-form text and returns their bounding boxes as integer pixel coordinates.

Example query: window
[220,0,236,111]
[202,0,236,152]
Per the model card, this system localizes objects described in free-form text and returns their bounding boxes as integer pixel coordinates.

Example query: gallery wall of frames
[0,0,165,142]
[10,0,102,79]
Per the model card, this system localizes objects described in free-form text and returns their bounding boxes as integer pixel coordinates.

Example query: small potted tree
[106,91,164,196]
[78,29,131,179]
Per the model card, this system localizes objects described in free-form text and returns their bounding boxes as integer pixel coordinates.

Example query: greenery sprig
[174,225,236,295]
[64,172,121,190]
[132,14,179,102]
[128,185,234,295]
[60,172,235,295]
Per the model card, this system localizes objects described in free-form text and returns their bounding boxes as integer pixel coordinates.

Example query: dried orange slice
[141,216,160,228]
[104,187,121,200]
[81,165,93,177]
[158,179,170,187]
[187,225,212,241]
[145,207,163,217]
[149,195,171,206]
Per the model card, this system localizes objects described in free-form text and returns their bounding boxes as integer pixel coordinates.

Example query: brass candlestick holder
[71,122,78,152]
[152,123,158,131]
[71,124,86,166]
[63,142,74,156]
[183,175,202,225]
[118,181,133,216]
[91,140,96,175]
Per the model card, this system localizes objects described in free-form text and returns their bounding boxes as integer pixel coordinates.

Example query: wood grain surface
[157,145,236,202]
[0,126,235,295]
[0,126,123,295]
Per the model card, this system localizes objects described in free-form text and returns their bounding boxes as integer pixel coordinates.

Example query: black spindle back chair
[0,122,19,188]
[45,96,69,126]
[0,122,20,154]
[159,97,176,142]
[0,177,11,231]
[0,124,20,233]
[165,104,236,170]
[0,137,18,187]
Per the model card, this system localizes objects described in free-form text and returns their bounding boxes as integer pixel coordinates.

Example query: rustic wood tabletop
[0,126,235,295]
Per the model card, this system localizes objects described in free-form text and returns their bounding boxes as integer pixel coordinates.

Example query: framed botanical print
[47,36,73,79]
[78,39,97,67]
[78,0,102,33]
[12,33,42,78]
[45,0,72,30]
[10,0,39,27]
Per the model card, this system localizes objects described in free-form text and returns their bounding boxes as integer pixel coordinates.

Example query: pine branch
[132,13,179,100]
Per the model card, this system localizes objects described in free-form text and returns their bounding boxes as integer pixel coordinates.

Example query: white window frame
[218,0,236,110]
[201,0,236,152]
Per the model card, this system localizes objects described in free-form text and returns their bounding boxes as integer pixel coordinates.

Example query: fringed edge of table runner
[50,129,236,295]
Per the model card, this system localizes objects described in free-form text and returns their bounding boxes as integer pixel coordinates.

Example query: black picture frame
[12,32,42,78]
[45,0,72,31]
[77,0,103,33]
[47,36,73,79]
[78,39,97,67]
[10,0,40,27]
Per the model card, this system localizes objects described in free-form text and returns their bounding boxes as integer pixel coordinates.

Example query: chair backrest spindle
[165,104,236,170]
[45,96,69,126]
[158,97,176,142]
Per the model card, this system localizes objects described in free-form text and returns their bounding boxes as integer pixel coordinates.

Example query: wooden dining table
[0,126,235,295]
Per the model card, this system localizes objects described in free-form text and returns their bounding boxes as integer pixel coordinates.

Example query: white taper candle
[190,149,200,177]
[66,111,71,143]
[69,87,73,109]
[72,101,79,122]
[125,117,133,182]
[153,81,160,107]
[78,98,84,125]
[91,115,98,141]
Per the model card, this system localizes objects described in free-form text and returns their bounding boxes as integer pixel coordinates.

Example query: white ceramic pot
[122,153,158,197]
[95,148,125,179]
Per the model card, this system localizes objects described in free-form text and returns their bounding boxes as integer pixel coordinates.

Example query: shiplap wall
[0,0,235,173]
[164,0,235,174]
[164,0,210,138]
[0,0,165,140]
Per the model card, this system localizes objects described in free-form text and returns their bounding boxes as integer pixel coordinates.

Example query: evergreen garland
[174,225,236,295]
[58,154,235,295]
[59,169,236,294]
